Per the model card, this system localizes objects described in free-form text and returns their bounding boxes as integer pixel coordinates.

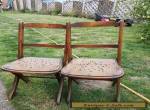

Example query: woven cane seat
[61,58,124,79]
[1,57,63,75]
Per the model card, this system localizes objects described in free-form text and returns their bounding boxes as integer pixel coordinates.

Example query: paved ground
[0,80,15,110]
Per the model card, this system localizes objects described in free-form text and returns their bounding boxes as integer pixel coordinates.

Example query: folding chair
[1,22,68,104]
[61,21,124,104]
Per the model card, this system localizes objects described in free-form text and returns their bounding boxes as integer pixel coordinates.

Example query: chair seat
[1,57,63,75]
[61,58,124,79]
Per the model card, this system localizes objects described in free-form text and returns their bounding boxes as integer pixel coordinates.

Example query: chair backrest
[18,22,68,65]
[66,21,124,65]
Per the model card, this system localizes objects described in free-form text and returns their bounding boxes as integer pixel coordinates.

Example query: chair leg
[67,78,72,104]
[115,78,121,102]
[56,77,64,105]
[12,73,29,83]
[112,79,117,86]
[55,73,61,84]
[8,76,20,100]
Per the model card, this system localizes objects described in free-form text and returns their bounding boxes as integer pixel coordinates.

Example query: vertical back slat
[117,21,124,65]
[63,23,68,65]
[18,22,24,59]
[65,22,72,63]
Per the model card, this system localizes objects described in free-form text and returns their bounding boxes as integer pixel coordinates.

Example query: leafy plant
[139,21,150,43]
[50,9,61,15]
[133,0,150,20]
[62,11,77,17]
[133,0,150,43]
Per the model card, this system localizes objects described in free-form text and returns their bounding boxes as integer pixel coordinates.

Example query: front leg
[67,77,72,105]
[12,73,29,83]
[56,76,64,105]
[8,75,20,100]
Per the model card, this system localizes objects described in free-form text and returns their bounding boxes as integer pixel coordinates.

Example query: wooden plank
[8,76,19,100]
[71,44,118,48]
[18,22,24,58]
[117,21,124,65]
[71,21,115,28]
[66,22,72,62]
[24,23,66,29]
[24,43,65,48]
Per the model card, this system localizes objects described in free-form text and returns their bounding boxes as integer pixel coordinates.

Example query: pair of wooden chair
[1,21,124,105]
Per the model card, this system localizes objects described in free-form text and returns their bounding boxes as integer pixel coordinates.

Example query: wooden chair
[61,21,125,104]
[1,22,68,104]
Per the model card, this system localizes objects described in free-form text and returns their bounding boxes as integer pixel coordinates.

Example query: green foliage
[139,21,150,43]
[133,0,150,19]
[133,0,150,43]
[62,11,77,17]
[50,9,61,15]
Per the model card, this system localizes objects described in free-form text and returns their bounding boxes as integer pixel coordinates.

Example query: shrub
[62,12,77,17]
[50,9,61,15]
[133,0,150,20]
[133,0,150,43]
[139,21,150,43]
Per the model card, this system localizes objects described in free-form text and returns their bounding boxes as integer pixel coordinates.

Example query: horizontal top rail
[24,23,66,29]
[71,21,116,28]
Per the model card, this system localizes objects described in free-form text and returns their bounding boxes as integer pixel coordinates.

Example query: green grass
[0,12,150,110]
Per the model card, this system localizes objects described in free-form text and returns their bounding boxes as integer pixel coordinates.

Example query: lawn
[0,12,149,110]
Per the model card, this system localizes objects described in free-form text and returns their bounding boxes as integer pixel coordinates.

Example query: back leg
[67,78,72,105]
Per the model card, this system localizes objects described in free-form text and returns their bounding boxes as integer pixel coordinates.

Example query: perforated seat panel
[61,58,124,79]
[1,57,63,75]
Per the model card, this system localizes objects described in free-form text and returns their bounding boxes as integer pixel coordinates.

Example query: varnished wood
[24,23,66,29]
[18,22,24,59]
[8,76,19,100]
[63,75,124,80]
[2,57,62,75]
[24,43,65,48]
[67,78,72,104]
[67,21,124,66]
[56,77,64,105]
[71,21,115,28]
[23,22,67,104]
[63,21,124,104]
[66,22,72,63]
[63,23,70,65]
[17,22,29,86]
[116,78,121,102]
[55,73,61,84]
[71,44,118,48]
[117,21,124,65]
[12,73,29,83]
[2,22,68,103]
[61,59,124,79]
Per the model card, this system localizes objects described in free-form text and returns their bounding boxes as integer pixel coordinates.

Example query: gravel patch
[77,80,113,90]
[0,80,15,110]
